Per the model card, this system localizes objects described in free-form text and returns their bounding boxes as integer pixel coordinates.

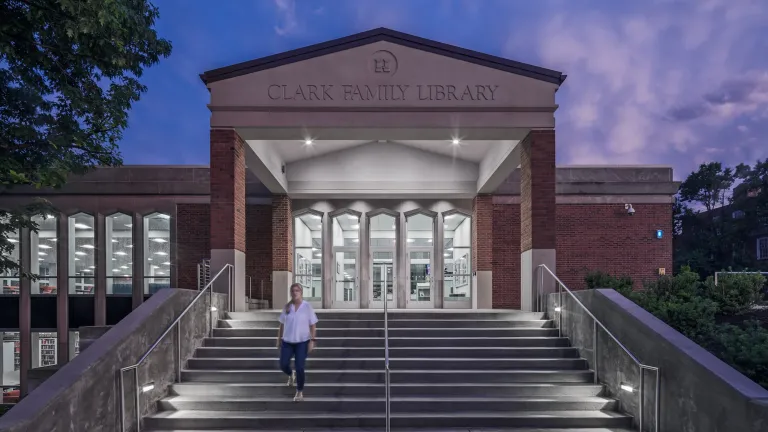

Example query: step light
[620,382,636,393]
[141,382,155,393]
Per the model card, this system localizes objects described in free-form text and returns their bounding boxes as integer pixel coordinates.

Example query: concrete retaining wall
[0,289,228,432]
[548,289,768,432]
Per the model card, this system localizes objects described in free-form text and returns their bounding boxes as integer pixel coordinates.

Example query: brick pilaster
[520,130,556,252]
[272,195,293,272]
[210,129,246,252]
[472,195,493,272]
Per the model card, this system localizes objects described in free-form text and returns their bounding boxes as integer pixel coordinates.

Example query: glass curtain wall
[406,213,434,305]
[443,213,472,302]
[331,213,359,304]
[31,215,57,294]
[1,226,20,295]
[294,213,322,301]
[68,213,95,294]
[369,214,396,305]
[143,213,171,294]
[107,213,133,294]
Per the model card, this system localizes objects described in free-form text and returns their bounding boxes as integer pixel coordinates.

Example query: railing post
[119,371,125,432]
[593,320,598,384]
[558,282,563,339]
[134,368,140,432]
[538,266,543,313]
[176,322,182,383]
[209,274,214,338]
[655,369,660,432]
[640,366,645,432]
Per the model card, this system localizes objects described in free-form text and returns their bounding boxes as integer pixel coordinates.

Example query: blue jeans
[280,340,309,391]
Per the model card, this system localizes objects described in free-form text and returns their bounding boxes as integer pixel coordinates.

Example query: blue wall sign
[656,229,663,239]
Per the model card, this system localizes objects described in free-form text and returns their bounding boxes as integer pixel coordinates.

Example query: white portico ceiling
[247,139,515,164]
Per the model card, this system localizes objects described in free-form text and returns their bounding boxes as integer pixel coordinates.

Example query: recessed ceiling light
[152,265,159,269]
[88,266,95,269]
[147,258,153,261]
[74,223,91,229]
[38,258,44,261]
[120,266,128,269]
[122,274,130,277]
[38,244,52,249]
[48,238,57,242]
[81,245,95,249]
[304,139,313,145]
[127,245,133,248]
[156,214,170,220]
[82,269,91,273]
[45,215,54,220]
[111,239,118,243]
[114,251,127,256]
[156,271,165,275]
[75,251,86,256]
[112,258,116,261]
[452,138,460,145]
[8,238,18,243]
[125,223,132,228]
[38,252,47,256]
[112,269,119,273]
[154,251,168,256]
[162,261,170,265]
[151,238,167,243]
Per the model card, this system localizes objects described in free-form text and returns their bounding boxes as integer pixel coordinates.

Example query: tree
[0,0,172,276]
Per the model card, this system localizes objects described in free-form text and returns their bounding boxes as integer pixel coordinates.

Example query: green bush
[702,273,766,316]
[584,267,768,389]
[584,270,634,298]
[706,321,768,388]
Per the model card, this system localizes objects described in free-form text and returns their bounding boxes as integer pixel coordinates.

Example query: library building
[1,28,678,393]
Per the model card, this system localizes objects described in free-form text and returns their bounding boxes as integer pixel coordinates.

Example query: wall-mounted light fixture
[142,382,155,393]
[554,307,562,312]
[620,382,636,393]
[624,204,635,216]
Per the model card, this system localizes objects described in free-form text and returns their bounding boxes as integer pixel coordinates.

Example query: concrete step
[147,429,633,432]
[143,410,632,429]
[186,357,589,371]
[180,369,595,384]
[226,311,549,321]
[219,319,555,329]
[203,336,571,348]
[170,382,606,398]
[193,346,581,359]
[157,396,618,412]
[212,327,561,338]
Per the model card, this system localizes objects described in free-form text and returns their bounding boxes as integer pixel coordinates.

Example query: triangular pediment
[203,28,563,109]
[201,28,565,85]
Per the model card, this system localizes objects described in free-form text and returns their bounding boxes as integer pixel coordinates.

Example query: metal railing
[119,264,233,432]
[384,283,391,432]
[536,264,660,432]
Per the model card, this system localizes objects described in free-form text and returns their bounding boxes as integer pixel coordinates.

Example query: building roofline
[199,27,566,86]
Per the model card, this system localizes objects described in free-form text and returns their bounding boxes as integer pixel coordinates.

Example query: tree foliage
[0,0,171,276]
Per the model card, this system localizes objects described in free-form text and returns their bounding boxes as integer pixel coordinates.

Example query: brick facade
[210,129,246,252]
[493,202,673,308]
[176,204,211,290]
[472,195,493,272]
[520,131,556,252]
[492,203,521,309]
[246,205,274,301]
[272,195,293,272]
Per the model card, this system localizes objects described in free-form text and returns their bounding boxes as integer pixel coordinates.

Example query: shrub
[706,321,768,388]
[702,272,766,316]
[584,270,634,297]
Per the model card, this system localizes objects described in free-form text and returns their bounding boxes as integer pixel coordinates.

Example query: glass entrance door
[332,249,359,308]
[371,251,396,308]
[407,249,434,308]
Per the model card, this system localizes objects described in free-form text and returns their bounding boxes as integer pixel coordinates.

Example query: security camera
[625,204,635,216]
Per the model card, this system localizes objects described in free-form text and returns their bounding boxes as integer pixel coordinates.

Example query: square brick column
[271,195,293,309]
[210,128,247,312]
[520,130,557,311]
[472,195,493,309]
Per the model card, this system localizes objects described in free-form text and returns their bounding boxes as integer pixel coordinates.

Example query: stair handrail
[384,283,391,432]
[118,264,233,432]
[536,264,660,432]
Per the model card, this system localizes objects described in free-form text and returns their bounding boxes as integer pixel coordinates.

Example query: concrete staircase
[144,310,633,431]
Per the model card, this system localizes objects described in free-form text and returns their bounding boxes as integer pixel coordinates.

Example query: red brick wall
[492,202,673,308]
[556,204,673,290]
[272,196,293,272]
[492,203,521,309]
[176,204,210,290]
[472,195,493,271]
[246,205,273,301]
[210,129,246,252]
[520,131,556,252]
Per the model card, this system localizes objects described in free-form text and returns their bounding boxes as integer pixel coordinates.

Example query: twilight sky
[121,0,768,180]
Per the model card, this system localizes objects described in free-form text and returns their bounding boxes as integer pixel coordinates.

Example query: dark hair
[285,283,303,313]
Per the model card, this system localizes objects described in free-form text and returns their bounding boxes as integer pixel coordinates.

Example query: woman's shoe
[293,391,304,402]
[286,371,296,386]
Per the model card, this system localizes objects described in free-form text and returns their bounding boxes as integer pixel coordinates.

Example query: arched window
[369,211,397,306]
[1,221,20,295]
[331,210,361,306]
[443,212,472,303]
[106,213,133,295]
[68,213,95,294]
[405,210,436,307]
[143,212,170,294]
[293,211,323,302]
[31,214,57,295]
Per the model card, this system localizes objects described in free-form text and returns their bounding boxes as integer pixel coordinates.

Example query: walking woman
[276,283,318,401]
